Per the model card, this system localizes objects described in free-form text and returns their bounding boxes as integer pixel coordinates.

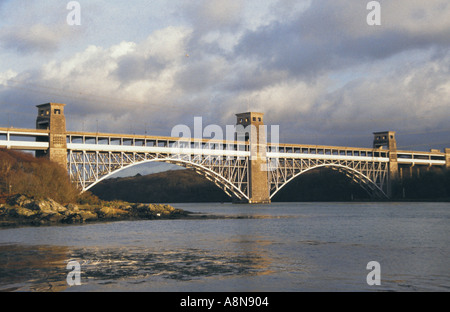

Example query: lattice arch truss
[266,157,389,199]
[68,150,250,201]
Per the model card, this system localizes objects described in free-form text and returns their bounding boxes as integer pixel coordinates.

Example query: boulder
[6,194,33,207]
[78,210,98,222]
[65,203,79,212]
[10,207,37,218]
[32,198,67,214]
[96,206,128,220]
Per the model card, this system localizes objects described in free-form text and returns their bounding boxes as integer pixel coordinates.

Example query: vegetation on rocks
[0,148,78,204]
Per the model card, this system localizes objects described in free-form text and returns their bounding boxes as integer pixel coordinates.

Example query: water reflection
[0,244,69,291]
[0,242,275,291]
[70,245,274,283]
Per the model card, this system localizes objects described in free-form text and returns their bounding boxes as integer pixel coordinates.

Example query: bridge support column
[236,112,271,204]
[36,103,68,169]
[374,131,397,198]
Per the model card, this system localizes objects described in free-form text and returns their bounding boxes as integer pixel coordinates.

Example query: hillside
[91,166,450,203]
[90,167,373,203]
[91,169,232,203]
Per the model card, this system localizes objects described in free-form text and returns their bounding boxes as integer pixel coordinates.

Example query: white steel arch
[68,150,249,201]
[268,159,389,199]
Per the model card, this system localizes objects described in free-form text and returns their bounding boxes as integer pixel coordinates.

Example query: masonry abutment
[373,131,398,197]
[36,103,68,169]
[235,112,271,204]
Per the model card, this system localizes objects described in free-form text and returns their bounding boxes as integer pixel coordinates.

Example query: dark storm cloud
[235,0,450,79]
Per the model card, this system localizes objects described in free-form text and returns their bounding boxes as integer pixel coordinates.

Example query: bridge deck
[0,127,447,166]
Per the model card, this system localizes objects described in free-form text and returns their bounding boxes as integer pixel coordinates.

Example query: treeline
[0,148,80,204]
[91,169,231,203]
[91,167,450,203]
[272,168,370,201]
[91,167,371,203]
[392,170,450,201]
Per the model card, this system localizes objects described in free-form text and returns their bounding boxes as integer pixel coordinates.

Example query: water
[0,202,449,292]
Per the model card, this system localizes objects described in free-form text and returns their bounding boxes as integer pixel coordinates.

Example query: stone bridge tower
[35,103,68,169]
[373,131,398,197]
[236,112,270,204]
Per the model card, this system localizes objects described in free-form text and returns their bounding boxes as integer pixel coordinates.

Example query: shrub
[0,148,79,203]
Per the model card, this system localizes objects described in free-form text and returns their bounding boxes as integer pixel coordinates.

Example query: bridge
[1,103,449,203]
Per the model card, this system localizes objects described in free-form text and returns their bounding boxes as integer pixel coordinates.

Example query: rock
[62,210,97,224]
[10,207,37,218]
[0,194,186,227]
[6,194,33,207]
[40,212,65,223]
[32,198,67,214]
[97,206,128,220]
[6,194,67,214]
[78,210,98,222]
[62,212,83,224]
[65,203,79,212]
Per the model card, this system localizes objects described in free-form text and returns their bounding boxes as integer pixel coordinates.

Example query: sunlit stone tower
[36,103,68,169]
[236,112,270,204]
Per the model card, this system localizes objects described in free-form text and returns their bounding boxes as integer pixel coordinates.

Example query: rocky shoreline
[0,194,191,228]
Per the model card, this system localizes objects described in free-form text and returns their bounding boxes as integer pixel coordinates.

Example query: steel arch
[70,152,249,201]
[269,163,388,199]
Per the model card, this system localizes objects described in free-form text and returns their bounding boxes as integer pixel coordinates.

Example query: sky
[1,0,450,171]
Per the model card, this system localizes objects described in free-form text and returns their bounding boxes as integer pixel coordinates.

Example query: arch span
[81,158,249,201]
[269,163,388,200]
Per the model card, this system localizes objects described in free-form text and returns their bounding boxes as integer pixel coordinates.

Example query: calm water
[0,202,449,292]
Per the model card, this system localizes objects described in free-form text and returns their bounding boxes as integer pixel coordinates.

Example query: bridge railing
[0,127,50,150]
[267,143,389,159]
[66,131,252,153]
[266,142,447,165]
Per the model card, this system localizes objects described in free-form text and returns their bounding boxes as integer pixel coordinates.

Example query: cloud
[236,0,450,78]
[113,27,191,84]
[0,1,85,55]
[0,24,71,54]
[316,50,450,139]
[184,0,244,33]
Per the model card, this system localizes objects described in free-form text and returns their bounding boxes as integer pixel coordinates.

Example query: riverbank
[0,194,191,228]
